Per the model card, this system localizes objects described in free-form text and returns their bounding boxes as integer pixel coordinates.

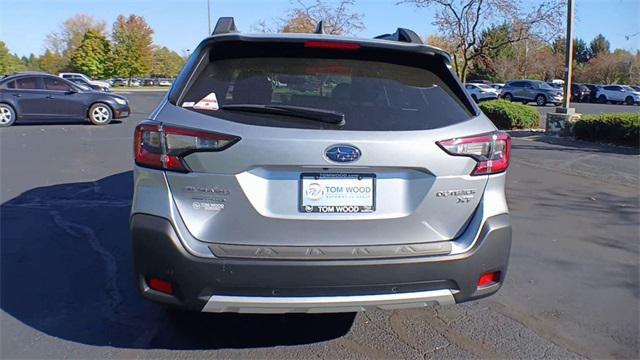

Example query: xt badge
[436,189,476,204]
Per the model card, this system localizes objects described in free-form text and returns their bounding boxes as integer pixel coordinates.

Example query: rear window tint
[179,47,473,131]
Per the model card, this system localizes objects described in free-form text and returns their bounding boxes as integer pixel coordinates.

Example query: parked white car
[465,83,499,102]
[158,79,173,86]
[490,83,504,91]
[59,73,111,91]
[596,85,640,105]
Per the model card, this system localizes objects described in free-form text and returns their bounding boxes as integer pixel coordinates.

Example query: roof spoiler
[375,28,423,44]
[212,17,238,35]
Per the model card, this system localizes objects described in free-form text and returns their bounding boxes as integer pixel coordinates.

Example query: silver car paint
[131,100,509,258]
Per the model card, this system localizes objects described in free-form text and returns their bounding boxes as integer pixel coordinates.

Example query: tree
[38,50,67,74]
[589,34,610,59]
[44,14,107,72]
[0,41,26,74]
[257,0,364,35]
[151,46,185,78]
[69,30,111,79]
[110,15,154,80]
[400,0,564,82]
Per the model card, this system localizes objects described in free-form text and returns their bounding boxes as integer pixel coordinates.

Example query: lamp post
[545,0,580,137]
[207,0,212,35]
[562,0,575,109]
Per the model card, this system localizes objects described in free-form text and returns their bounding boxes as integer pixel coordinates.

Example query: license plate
[300,173,375,213]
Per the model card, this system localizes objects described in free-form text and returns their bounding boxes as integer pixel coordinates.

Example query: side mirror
[67,88,79,94]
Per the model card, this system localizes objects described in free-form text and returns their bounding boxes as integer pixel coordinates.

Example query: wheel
[89,103,113,125]
[0,103,16,127]
[625,96,635,105]
[503,93,513,101]
[471,94,478,103]
[598,95,607,104]
[535,94,547,106]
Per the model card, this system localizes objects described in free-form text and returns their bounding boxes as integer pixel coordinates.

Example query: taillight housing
[134,123,239,172]
[437,132,511,175]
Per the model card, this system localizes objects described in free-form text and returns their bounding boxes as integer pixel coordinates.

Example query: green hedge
[573,113,640,146]
[479,100,540,129]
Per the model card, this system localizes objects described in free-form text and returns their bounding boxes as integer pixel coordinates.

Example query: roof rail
[374,28,423,44]
[212,17,238,35]
[315,20,325,34]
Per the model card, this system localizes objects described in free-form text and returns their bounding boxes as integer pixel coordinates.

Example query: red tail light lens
[477,271,501,288]
[148,277,173,294]
[437,132,511,175]
[134,123,239,172]
[304,41,361,51]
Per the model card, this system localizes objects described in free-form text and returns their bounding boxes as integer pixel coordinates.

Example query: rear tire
[503,93,513,101]
[535,94,547,106]
[598,95,607,104]
[0,103,16,127]
[471,94,478,103]
[89,103,113,125]
[625,96,635,105]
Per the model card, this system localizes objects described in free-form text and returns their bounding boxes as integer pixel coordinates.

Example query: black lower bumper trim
[130,213,511,311]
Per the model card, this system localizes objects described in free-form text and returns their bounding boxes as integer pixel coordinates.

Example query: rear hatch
[155,36,497,249]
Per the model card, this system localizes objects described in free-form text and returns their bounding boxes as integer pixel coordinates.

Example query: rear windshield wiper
[220,104,346,126]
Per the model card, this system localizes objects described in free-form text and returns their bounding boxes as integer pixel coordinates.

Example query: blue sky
[1,0,638,57]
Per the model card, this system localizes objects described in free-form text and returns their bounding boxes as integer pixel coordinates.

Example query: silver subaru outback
[130,18,512,314]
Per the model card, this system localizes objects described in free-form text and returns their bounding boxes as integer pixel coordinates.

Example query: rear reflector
[437,132,511,175]
[134,123,239,172]
[477,271,501,288]
[304,41,361,51]
[148,277,173,294]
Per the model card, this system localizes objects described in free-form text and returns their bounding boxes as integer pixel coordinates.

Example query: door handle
[12,93,21,97]
[46,95,54,99]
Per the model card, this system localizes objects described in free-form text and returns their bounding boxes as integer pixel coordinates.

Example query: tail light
[134,123,239,172]
[437,132,511,175]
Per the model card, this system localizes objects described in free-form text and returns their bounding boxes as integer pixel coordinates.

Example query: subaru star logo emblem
[325,145,361,163]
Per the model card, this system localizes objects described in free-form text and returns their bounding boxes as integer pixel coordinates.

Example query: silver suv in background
[500,80,563,106]
[130,18,512,314]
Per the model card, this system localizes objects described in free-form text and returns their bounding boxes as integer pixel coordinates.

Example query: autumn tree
[69,30,111,78]
[44,13,107,70]
[257,0,364,35]
[401,0,564,82]
[38,50,67,74]
[0,41,26,74]
[110,15,154,80]
[151,46,185,78]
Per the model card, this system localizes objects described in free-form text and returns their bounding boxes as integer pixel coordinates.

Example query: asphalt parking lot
[1,92,638,359]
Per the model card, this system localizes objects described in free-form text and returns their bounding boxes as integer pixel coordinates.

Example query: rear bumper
[131,213,511,313]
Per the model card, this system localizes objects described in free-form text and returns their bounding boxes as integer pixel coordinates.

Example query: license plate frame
[299,173,376,213]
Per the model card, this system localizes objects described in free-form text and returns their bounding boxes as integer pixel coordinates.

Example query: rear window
[179,43,473,131]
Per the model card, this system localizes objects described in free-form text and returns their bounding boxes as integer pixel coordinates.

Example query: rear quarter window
[177,41,474,131]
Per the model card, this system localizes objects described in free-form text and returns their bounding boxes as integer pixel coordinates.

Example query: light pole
[562,0,575,109]
[207,0,212,35]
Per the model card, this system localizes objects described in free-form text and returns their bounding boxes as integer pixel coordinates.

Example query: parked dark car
[501,80,563,106]
[571,83,590,102]
[0,72,130,126]
[583,84,601,103]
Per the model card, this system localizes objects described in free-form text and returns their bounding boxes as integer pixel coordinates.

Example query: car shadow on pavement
[0,171,355,349]
[509,131,640,155]
[9,119,123,126]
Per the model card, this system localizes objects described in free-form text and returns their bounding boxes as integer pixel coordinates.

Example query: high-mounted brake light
[437,132,511,176]
[134,123,239,172]
[304,41,361,51]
